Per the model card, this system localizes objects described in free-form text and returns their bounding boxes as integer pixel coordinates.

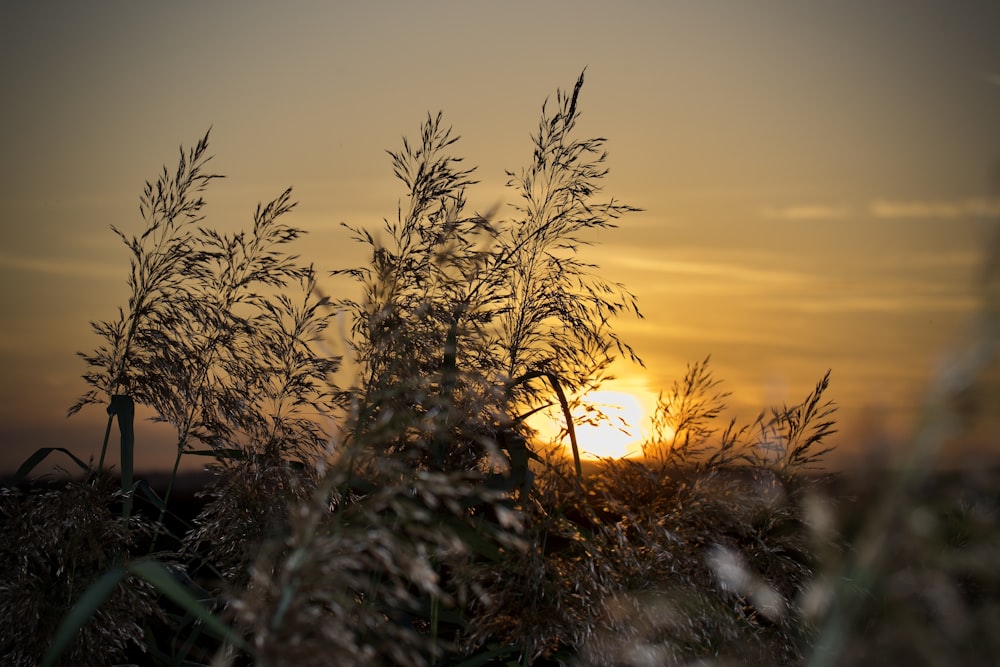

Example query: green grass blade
[13,447,90,484]
[128,559,252,655]
[40,559,250,667]
[40,566,127,667]
[133,478,168,512]
[111,395,135,520]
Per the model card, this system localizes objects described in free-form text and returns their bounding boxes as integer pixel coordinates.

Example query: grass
[1,71,998,666]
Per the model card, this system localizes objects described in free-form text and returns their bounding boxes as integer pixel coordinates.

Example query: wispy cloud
[758,197,1000,222]
[618,318,805,350]
[760,204,851,221]
[603,255,811,286]
[869,197,1000,220]
[768,294,979,314]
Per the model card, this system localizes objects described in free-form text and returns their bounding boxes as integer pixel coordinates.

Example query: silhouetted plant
[646,355,736,468]
[71,132,337,489]
[753,371,836,476]
[25,132,340,665]
[645,357,835,477]
[334,70,641,474]
[69,132,220,468]
[461,359,837,665]
[24,69,1000,667]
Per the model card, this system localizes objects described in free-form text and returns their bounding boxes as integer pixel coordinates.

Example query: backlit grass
[2,72,997,666]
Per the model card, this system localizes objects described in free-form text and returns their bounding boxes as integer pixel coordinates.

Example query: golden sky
[2,1,998,474]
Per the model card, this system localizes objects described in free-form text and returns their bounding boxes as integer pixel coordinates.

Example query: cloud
[869,197,1000,220]
[759,197,1000,222]
[760,204,851,221]
[771,294,979,314]
[602,255,811,286]
[619,318,804,350]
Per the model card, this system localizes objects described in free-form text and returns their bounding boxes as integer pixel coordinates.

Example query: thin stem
[507,369,581,481]
[149,441,185,554]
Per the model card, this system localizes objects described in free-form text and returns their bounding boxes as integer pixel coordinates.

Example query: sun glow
[536,390,651,460]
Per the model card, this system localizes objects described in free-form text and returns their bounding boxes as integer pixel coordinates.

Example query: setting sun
[535,390,652,460]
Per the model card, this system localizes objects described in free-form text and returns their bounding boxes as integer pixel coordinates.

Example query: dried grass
[4,71,998,667]
[0,475,160,666]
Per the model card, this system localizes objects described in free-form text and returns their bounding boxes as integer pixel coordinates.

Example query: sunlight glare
[540,390,649,460]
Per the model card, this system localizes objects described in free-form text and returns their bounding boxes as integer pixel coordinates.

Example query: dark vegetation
[2,72,998,666]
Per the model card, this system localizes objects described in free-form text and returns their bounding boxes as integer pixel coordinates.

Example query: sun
[534,390,650,460]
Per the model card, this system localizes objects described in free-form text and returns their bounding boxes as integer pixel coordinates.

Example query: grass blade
[39,559,250,667]
[40,567,127,667]
[13,446,90,484]
[111,394,135,520]
[128,559,252,655]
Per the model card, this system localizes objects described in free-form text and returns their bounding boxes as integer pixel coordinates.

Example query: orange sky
[2,2,998,474]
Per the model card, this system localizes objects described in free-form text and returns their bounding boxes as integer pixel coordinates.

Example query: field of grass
[1,72,997,666]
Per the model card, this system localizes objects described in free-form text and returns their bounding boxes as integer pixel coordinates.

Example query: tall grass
[334,70,641,476]
[456,359,835,665]
[71,133,336,499]
[2,72,997,666]
[5,128,339,665]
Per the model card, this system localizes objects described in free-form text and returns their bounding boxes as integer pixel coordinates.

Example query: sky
[1,1,999,475]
